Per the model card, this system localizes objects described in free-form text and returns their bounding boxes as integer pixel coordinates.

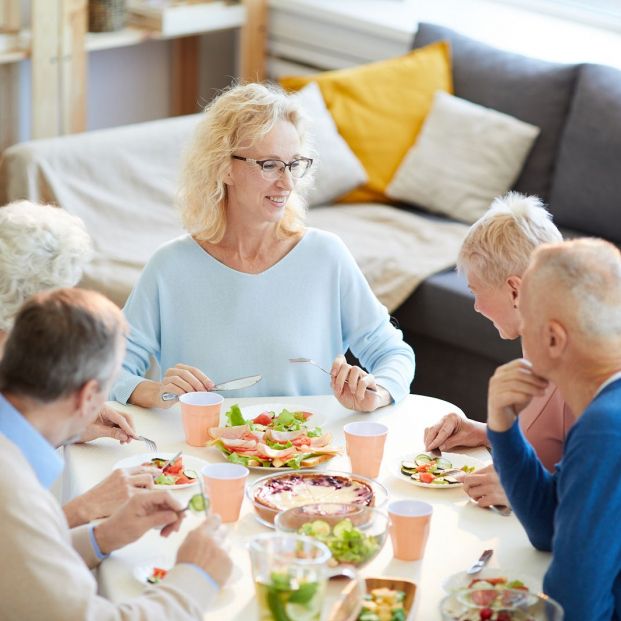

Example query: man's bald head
[524,238,621,345]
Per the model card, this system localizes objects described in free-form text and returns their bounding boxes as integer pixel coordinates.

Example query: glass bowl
[247,469,388,527]
[439,588,564,621]
[274,502,389,569]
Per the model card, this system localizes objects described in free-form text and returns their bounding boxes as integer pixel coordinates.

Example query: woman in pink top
[424,192,574,507]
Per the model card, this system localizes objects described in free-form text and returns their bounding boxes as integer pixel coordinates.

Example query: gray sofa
[392,23,621,421]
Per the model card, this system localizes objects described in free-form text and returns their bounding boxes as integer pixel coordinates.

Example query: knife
[465,549,494,575]
[160,374,262,402]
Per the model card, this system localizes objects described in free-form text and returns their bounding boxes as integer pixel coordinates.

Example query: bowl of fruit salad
[439,588,563,621]
[274,503,389,569]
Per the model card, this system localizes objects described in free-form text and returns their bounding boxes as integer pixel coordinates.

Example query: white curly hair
[0,201,93,332]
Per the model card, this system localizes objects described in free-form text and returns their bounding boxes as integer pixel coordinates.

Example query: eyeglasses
[231,155,313,180]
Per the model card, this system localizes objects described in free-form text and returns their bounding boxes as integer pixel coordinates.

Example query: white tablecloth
[63,394,551,620]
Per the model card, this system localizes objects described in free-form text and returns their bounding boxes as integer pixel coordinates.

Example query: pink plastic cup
[388,499,433,561]
[179,392,223,447]
[201,463,249,523]
[344,421,388,478]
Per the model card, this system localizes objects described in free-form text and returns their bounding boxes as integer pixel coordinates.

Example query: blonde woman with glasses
[424,193,574,508]
[111,83,414,413]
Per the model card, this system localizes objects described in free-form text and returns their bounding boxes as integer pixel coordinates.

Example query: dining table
[63,393,552,620]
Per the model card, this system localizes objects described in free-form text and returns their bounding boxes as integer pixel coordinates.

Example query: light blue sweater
[111,229,414,405]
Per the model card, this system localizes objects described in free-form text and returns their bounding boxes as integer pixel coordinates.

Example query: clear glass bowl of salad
[439,588,563,621]
[274,502,389,569]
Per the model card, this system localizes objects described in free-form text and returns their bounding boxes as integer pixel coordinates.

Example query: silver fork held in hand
[133,435,158,452]
[289,357,378,393]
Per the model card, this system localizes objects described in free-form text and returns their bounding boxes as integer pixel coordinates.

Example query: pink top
[518,383,575,472]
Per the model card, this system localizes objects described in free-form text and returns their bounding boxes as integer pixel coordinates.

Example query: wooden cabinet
[0,0,266,150]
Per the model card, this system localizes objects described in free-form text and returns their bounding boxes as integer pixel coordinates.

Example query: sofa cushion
[549,64,621,244]
[295,82,367,206]
[412,23,578,202]
[280,41,453,203]
[386,91,540,223]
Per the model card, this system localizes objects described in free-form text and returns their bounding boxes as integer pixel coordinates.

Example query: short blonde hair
[178,82,311,243]
[0,201,93,332]
[457,192,563,287]
[528,239,621,340]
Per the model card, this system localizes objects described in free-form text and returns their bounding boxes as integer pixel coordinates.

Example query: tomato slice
[252,413,272,426]
[420,472,435,484]
[164,457,183,475]
[174,476,192,485]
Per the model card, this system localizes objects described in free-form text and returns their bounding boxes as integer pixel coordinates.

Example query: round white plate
[443,567,541,593]
[113,452,208,490]
[215,403,331,470]
[394,451,487,489]
[133,560,172,585]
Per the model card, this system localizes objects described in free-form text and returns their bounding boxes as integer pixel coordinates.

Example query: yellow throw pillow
[280,41,453,203]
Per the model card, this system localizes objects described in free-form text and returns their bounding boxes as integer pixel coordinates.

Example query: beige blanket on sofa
[308,205,469,312]
[1,115,469,311]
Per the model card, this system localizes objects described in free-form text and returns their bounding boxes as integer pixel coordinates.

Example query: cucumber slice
[401,460,418,470]
[444,476,460,485]
[414,453,432,465]
[332,519,353,537]
[432,477,450,485]
[401,466,416,476]
[183,469,197,479]
[435,457,452,470]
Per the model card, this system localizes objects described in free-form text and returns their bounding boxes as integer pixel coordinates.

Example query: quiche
[253,472,375,524]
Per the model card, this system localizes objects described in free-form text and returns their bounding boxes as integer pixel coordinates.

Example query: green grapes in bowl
[274,503,389,569]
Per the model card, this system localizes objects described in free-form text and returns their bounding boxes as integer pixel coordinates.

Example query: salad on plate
[209,404,340,469]
[398,452,479,487]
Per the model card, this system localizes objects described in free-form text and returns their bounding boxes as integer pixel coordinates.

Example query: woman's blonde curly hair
[178,82,311,243]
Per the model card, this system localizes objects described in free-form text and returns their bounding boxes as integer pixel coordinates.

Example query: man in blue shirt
[487,238,621,621]
[0,288,232,621]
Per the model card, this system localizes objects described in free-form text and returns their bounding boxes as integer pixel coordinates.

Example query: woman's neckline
[190,229,308,276]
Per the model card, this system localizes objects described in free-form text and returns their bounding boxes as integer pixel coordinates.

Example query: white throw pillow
[386,91,540,223]
[294,82,367,207]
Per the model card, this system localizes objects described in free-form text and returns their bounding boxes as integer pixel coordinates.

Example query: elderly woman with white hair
[0,200,154,527]
[424,192,574,508]
[111,83,414,412]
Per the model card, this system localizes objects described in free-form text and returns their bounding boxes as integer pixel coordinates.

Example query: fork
[289,357,378,393]
[466,549,493,575]
[131,435,158,452]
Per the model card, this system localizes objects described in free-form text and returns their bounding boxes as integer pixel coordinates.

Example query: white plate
[215,403,333,471]
[443,567,541,593]
[113,452,208,490]
[133,561,172,585]
[394,451,487,489]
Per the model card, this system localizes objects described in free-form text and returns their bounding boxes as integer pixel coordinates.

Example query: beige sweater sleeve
[0,437,217,621]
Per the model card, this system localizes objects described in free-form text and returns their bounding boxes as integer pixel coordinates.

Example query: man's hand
[462,464,510,508]
[78,404,136,443]
[176,517,233,588]
[330,355,391,412]
[424,413,489,451]
[93,490,185,555]
[488,359,548,432]
[63,467,155,527]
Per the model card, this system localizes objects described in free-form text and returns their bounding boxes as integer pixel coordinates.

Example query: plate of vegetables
[208,403,340,470]
[113,452,208,489]
[133,562,171,585]
[443,568,541,595]
[395,452,486,488]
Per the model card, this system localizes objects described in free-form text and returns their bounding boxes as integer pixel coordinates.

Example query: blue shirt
[0,393,63,489]
[488,379,621,621]
[111,229,415,404]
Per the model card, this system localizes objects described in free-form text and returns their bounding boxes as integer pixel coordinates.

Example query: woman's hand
[129,364,215,409]
[330,355,391,412]
[63,467,155,527]
[78,404,136,444]
[462,464,510,508]
[424,413,489,452]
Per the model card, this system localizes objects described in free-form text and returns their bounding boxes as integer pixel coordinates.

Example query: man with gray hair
[0,288,232,621]
[486,238,621,620]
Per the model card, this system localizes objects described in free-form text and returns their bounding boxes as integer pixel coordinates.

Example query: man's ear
[73,379,101,419]
[547,320,567,359]
[506,275,522,306]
